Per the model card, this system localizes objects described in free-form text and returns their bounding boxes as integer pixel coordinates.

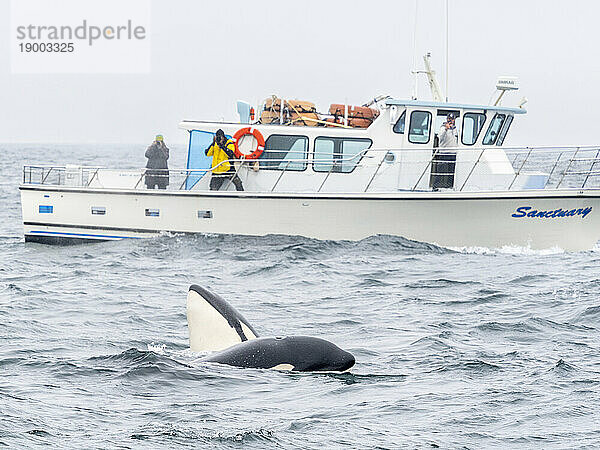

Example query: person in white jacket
[431,113,458,189]
[438,113,458,147]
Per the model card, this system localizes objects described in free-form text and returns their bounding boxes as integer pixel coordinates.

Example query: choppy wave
[448,243,567,255]
[2,144,600,448]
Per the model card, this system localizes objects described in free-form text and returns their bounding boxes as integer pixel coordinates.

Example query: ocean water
[1,144,600,449]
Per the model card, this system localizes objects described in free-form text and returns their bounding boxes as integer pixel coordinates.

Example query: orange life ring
[232,127,265,159]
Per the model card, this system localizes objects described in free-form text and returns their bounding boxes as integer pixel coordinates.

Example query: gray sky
[1,0,600,146]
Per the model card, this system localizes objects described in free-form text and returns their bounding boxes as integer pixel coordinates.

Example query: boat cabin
[179,97,541,193]
[381,99,523,149]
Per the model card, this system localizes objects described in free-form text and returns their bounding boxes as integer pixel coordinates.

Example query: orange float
[232,127,265,159]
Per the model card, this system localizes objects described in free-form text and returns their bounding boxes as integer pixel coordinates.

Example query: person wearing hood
[145,135,169,189]
[438,113,458,148]
[431,114,458,189]
[205,129,244,191]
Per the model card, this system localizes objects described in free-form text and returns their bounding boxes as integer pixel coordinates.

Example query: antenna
[411,0,419,100]
[445,0,449,102]
[492,77,519,106]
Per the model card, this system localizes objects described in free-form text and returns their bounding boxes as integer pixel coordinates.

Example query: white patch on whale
[186,289,257,352]
[270,364,294,371]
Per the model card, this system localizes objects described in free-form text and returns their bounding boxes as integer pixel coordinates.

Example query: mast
[411,0,419,100]
[422,53,444,102]
[445,0,449,102]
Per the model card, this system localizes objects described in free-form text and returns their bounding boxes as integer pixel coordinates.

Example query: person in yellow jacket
[205,129,244,191]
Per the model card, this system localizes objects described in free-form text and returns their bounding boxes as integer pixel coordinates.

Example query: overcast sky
[1,0,600,146]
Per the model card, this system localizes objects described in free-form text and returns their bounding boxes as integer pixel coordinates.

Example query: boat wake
[447,244,566,256]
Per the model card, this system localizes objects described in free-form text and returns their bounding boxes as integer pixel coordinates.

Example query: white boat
[19,60,600,250]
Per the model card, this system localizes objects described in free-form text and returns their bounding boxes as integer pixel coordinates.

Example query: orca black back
[201,336,356,372]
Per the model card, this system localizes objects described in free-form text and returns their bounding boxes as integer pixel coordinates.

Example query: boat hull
[20,186,600,251]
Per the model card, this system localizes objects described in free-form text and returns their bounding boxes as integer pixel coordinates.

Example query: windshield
[482,113,506,145]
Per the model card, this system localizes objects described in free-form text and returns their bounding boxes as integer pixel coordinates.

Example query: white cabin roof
[385,99,527,115]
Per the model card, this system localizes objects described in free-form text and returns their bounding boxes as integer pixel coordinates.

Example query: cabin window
[461,112,487,145]
[145,208,160,217]
[259,134,308,171]
[408,111,432,144]
[496,115,513,146]
[313,137,372,173]
[482,113,506,145]
[91,206,106,215]
[393,110,406,134]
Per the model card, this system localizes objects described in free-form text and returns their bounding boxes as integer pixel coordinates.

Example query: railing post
[556,146,580,189]
[317,160,337,193]
[545,151,563,188]
[179,169,190,190]
[271,160,292,192]
[459,148,485,191]
[224,159,244,191]
[412,148,440,191]
[582,148,600,188]
[507,147,533,190]
[134,170,145,189]
[510,153,520,166]
[363,152,387,192]
[41,167,53,184]
[86,168,100,187]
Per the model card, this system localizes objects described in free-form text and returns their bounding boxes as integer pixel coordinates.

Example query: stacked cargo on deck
[258,95,379,129]
[260,97,319,126]
[325,104,380,128]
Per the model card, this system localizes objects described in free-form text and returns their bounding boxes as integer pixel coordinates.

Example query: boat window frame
[482,113,506,146]
[393,110,406,134]
[408,110,433,144]
[312,136,373,174]
[259,133,310,172]
[461,112,487,146]
[496,115,514,146]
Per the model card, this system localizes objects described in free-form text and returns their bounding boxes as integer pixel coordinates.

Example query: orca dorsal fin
[187,285,258,352]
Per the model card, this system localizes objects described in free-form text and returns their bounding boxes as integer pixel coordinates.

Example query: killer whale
[186,285,355,372]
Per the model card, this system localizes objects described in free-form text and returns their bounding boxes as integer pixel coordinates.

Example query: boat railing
[499,145,600,189]
[21,144,600,192]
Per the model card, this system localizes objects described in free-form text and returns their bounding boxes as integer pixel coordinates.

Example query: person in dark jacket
[205,129,244,191]
[145,135,169,189]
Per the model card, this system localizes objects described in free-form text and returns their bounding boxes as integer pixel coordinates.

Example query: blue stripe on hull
[27,230,141,240]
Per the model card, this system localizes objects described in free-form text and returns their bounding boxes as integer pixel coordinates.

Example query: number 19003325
[19,42,74,52]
